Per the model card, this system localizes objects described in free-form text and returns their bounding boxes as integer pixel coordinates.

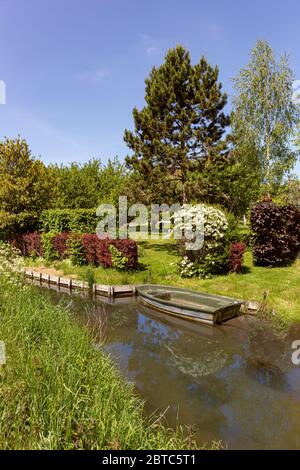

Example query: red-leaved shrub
[82,234,100,265]
[81,234,138,268]
[10,232,138,269]
[52,232,70,259]
[229,242,246,273]
[113,239,138,268]
[95,239,113,268]
[250,200,300,267]
[11,232,43,257]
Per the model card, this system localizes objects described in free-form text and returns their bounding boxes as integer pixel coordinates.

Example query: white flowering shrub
[174,205,228,241]
[0,242,24,285]
[179,256,199,278]
[174,205,230,278]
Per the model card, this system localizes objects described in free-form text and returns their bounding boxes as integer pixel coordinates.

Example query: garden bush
[12,232,68,260]
[1,212,39,240]
[12,232,139,269]
[81,234,138,269]
[67,234,86,266]
[114,239,138,269]
[40,209,98,233]
[41,232,60,262]
[81,233,99,265]
[229,242,246,273]
[250,200,300,267]
[52,232,69,259]
[109,244,129,270]
[11,231,43,257]
[174,205,230,278]
[284,205,300,260]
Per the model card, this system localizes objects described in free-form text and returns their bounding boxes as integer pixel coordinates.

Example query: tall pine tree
[124,45,230,204]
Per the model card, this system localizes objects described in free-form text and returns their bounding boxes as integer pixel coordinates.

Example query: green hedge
[40,209,98,233]
[41,232,59,262]
[0,211,39,239]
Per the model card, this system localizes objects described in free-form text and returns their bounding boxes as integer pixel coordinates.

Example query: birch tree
[232,40,299,192]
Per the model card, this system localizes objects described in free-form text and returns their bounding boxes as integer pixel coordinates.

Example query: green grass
[0,274,204,450]
[26,239,300,326]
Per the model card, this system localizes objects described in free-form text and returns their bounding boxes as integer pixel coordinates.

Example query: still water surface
[43,285,300,449]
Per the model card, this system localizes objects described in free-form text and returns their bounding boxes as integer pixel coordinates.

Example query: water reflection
[40,285,300,449]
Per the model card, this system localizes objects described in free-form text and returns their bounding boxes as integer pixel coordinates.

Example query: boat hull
[138,294,241,325]
[137,285,242,325]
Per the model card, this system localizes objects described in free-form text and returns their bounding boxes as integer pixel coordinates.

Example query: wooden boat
[136,285,242,325]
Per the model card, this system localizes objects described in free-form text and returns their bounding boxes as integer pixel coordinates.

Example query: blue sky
[0,0,299,174]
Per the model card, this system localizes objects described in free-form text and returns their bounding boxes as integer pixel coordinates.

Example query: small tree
[0,137,55,235]
[124,45,230,204]
[232,40,300,193]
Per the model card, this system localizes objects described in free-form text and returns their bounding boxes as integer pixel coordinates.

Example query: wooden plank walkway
[23,269,137,298]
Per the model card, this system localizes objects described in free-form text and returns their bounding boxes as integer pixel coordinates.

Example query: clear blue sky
[0,0,299,174]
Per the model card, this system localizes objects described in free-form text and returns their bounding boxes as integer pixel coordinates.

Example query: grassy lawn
[26,239,300,326]
[0,273,202,450]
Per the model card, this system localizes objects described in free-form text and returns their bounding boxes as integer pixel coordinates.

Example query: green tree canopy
[232,40,300,193]
[124,45,230,204]
[48,159,102,209]
[48,157,129,209]
[97,157,129,205]
[0,137,56,235]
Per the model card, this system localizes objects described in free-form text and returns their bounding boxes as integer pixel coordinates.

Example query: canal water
[39,284,300,449]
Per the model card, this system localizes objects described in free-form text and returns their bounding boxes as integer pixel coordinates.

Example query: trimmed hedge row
[12,232,138,269]
[39,209,98,233]
[250,200,300,267]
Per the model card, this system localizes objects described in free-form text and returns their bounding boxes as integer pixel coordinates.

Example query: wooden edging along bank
[23,269,137,298]
[23,269,260,312]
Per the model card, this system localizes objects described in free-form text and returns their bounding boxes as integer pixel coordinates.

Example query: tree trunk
[182,183,187,205]
[265,135,271,196]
